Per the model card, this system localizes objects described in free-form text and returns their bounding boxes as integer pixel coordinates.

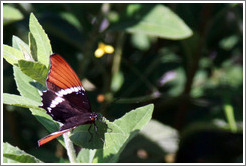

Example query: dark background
[3,3,243,163]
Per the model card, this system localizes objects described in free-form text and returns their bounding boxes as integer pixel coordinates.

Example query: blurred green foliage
[3,3,243,163]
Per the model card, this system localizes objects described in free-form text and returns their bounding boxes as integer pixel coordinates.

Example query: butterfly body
[38,53,100,147]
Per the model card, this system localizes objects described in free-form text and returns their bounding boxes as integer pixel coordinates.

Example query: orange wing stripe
[49,69,73,89]
[53,54,82,86]
[53,55,81,86]
[51,57,77,86]
[38,128,72,147]
[48,54,82,90]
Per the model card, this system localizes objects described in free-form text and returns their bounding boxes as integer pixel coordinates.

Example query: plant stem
[224,104,237,133]
[78,3,111,79]
[63,131,77,163]
[111,32,124,75]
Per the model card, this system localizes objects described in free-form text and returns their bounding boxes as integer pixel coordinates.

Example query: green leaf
[29,13,52,67]
[18,60,48,85]
[77,149,97,163]
[110,4,193,40]
[3,5,23,25]
[28,32,38,61]
[219,35,239,51]
[119,120,178,162]
[12,35,34,61]
[13,65,64,146]
[70,120,108,149]
[3,142,43,163]
[60,12,82,30]
[73,104,154,163]
[140,119,179,153]
[30,108,64,146]
[3,93,41,110]
[4,99,60,140]
[3,44,24,65]
[13,66,42,102]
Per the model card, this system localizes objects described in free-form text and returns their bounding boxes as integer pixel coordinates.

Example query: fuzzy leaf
[110,4,193,40]
[77,149,97,163]
[18,60,48,85]
[13,65,63,146]
[3,44,24,65]
[70,119,108,149]
[3,93,41,110]
[12,35,32,60]
[3,142,43,163]
[73,104,154,163]
[29,13,52,67]
[13,66,42,102]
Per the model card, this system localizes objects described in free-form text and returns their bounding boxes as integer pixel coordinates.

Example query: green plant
[3,13,154,163]
[5,3,242,163]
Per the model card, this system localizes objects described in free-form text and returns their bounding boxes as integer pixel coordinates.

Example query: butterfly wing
[37,112,93,147]
[46,53,82,91]
[38,54,93,146]
[38,128,73,147]
[40,54,91,120]
[40,90,81,123]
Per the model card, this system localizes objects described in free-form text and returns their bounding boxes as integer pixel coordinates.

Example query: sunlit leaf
[13,66,63,146]
[18,60,48,85]
[77,149,97,163]
[3,93,41,110]
[3,45,24,65]
[73,104,154,163]
[12,36,32,60]
[3,142,43,163]
[3,5,23,25]
[110,4,193,40]
[29,13,52,67]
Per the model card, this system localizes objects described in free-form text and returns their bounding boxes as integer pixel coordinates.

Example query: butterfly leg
[94,123,105,144]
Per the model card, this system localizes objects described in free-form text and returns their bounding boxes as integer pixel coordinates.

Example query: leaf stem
[63,131,77,163]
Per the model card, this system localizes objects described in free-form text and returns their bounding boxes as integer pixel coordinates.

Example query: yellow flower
[94,42,114,58]
[94,48,104,58]
[104,45,114,54]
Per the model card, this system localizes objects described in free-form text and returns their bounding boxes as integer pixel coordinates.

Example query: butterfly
[38,53,104,147]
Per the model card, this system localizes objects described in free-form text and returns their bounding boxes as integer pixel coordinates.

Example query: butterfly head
[90,112,98,121]
[89,112,105,122]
